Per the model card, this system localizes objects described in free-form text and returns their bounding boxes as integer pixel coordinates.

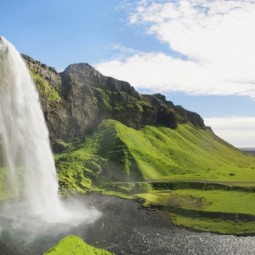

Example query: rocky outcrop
[22,55,206,145]
[22,54,61,91]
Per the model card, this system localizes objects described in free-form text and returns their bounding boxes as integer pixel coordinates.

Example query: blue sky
[1,0,255,147]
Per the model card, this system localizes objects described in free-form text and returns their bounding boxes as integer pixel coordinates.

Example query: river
[0,194,255,255]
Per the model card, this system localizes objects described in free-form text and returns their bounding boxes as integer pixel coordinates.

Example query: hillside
[56,119,255,192]
[1,54,255,235]
[55,119,255,234]
[240,148,255,156]
[22,54,205,147]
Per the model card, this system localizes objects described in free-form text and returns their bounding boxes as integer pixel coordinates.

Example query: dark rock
[22,55,206,144]
[175,105,206,129]
[22,54,61,91]
[52,140,69,153]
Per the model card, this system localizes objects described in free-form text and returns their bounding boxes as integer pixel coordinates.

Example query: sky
[1,0,255,148]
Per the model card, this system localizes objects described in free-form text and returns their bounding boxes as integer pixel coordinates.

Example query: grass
[56,119,255,193]
[31,72,61,102]
[43,235,114,255]
[99,182,152,196]
[122,124,255,181]
[55,120,143,194]
[136,189,255,234]
[54,119,255,234]
[172,189,255,215]
[136,190,255,216]
[170,214,255,235]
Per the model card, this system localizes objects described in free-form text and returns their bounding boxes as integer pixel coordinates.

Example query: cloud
[110,44,138,54]
[104,43,141,60]
[115,0,133,12]
[204,116,255,147]
[96,0,255,98]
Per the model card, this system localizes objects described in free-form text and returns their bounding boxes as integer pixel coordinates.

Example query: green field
[54,119,255,234]
[135,189,255,234]
[56,119,255,186]
[170,214,255,235]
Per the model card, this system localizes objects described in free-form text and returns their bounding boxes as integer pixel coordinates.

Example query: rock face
[22,55,206,145]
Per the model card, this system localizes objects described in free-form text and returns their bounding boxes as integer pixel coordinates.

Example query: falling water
[0,37,100,225]
[0,37,63,218]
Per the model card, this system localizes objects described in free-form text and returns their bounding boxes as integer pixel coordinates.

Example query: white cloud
[106,44,141,58]
[205,116,255,147]
[96,52,255,95]
[115,0,133,11]
[96,0,255,98]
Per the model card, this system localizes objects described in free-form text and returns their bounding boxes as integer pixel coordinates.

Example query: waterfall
[0,37,63,217]
[0,37,69,221]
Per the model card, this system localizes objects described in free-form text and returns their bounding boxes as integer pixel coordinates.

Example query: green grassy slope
[56,119,255,191]
[55,120,255,234]
[117,122,255,181]
[43,235,114,255]
[136,189,255,234]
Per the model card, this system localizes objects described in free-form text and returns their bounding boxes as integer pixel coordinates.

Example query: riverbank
[2,194,255,255]
[98,180,255,235]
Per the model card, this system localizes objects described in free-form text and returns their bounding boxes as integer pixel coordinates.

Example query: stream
[1,194,255,255]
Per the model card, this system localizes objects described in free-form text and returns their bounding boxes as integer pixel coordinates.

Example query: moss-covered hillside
[55,119,255,235]
[56,119,255,193]
[43,235,114,255]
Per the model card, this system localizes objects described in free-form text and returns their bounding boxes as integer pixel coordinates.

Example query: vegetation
[170,214,255,235]
[31,72,61,102]
[56,119,255,187]
[135,189,255,234]
[171,189,255,215]
[55,119,255,234]
[92,87,146,113]
[2,118,255,234]
[43,235,114,255]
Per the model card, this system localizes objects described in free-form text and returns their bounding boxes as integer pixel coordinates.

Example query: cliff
[22,55,206,147]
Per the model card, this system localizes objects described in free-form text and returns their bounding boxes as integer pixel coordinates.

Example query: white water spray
[0,37,100,224]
